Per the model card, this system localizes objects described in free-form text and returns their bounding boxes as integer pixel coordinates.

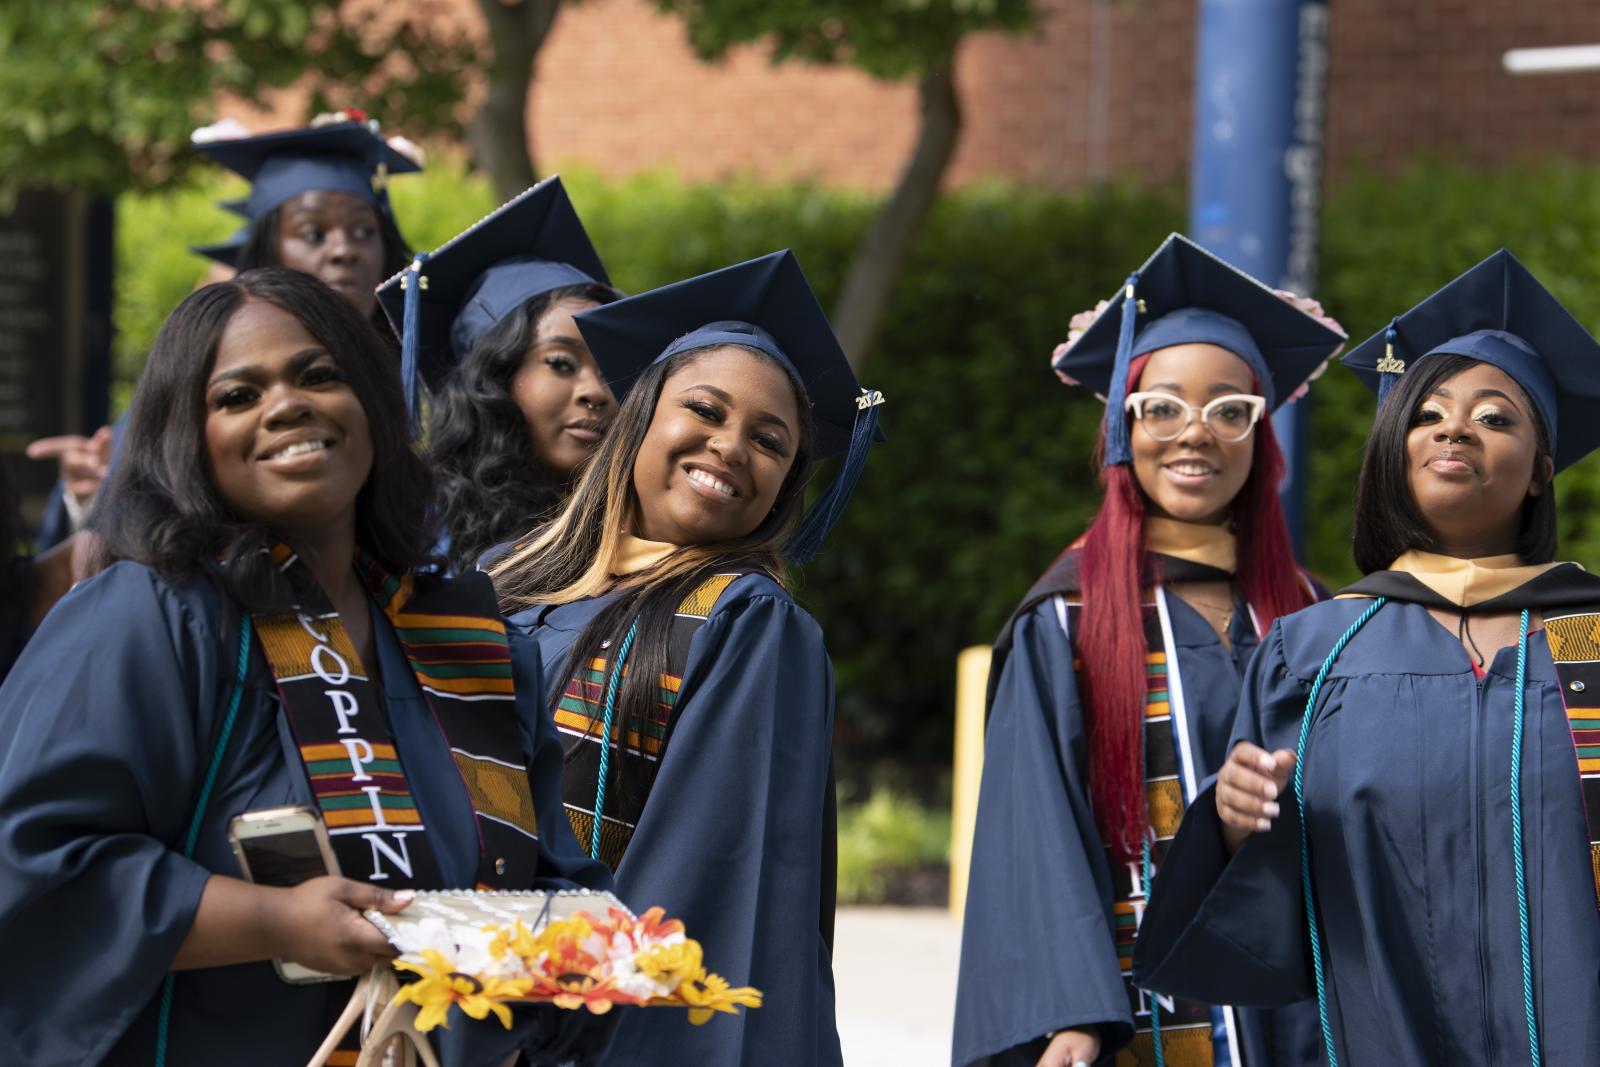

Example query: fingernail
[1263,782,1278,800]
[1260,756,1276,772]
[1263,802,1280,818]
[393,890,415,904]
[1257,818,1272,831]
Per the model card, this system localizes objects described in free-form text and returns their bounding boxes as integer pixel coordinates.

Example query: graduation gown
[0,561,611,1067]
[1133,562,1600,1065]
[509,571,842,1067]
[0,554,33,684]
[953,549,1322,1067]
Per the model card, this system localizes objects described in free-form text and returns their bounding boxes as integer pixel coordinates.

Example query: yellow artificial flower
[676,969,763,1026]
[487,919,539,962]
[393,949,533,1031]
[635,938,704,986]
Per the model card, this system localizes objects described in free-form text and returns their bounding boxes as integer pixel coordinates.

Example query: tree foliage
[657,0,1033,79]
[656,0,1036,371]
[0,1,476,197]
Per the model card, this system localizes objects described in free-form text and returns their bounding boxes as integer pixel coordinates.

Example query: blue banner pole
[1189,0,1332,553]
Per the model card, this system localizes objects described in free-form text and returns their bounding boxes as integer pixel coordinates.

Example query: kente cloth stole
[1060,590,1242,1067]
[558,572,745,870]
[1540,609,1600,909]
[252,545,541,892]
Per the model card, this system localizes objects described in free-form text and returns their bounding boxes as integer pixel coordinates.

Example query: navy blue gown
[0,562,611,1066]
[1133,569,1600,1065]
[953,551,1321,1067]
[509,572,842,1067]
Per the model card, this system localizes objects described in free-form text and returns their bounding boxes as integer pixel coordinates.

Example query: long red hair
[1075,354,1311,862]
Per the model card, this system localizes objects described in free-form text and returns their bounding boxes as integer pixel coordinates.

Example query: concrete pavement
[832,906,963,1065]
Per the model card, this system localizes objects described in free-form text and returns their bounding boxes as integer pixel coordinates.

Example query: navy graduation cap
[377,176,610,410]
[1343,248,1600,472]
[1053,232,1346,467]
[192,119,420,221]
[192,227,248,267]
[573,250,885,563]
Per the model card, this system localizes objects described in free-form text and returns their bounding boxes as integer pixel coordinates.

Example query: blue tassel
[1101,272,1142,467]
[784,389,883,565]
[399,251,430,437]
[1376,317,1401,406]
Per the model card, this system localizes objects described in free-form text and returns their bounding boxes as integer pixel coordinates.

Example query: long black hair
[492,345,817,809]
[428,281,620,574]
[235,201,412,338]
[1353,352,1557,573]
[96,267,438,609]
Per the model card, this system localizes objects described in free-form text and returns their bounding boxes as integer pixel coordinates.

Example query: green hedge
[115,158,1600,767]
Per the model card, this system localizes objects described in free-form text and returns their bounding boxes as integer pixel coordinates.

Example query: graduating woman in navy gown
[0,268,611,1066]
[376,177,621,573]
[1133,249,1600,1066]
[490,250,884,1066]
[953,235,1346,1067]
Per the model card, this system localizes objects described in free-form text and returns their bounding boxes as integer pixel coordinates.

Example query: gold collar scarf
[1383,551,1567,608]
[610,533,679,577]
[1143,517,1237,575]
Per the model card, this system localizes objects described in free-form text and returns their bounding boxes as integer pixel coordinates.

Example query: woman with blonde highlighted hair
[492,250,883,1067]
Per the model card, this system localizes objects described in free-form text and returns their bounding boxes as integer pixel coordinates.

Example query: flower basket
[363,889,762,1032]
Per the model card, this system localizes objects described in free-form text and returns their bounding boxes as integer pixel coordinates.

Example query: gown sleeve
[951,599,1133,1067]
[1131,619,1315,1008]
[0,563,222,1067]
[600,587,842,1067]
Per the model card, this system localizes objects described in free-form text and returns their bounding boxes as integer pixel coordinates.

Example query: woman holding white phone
[0,269,611,1067]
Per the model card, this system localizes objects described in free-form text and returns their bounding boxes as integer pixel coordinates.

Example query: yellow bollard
[949,645,992,917]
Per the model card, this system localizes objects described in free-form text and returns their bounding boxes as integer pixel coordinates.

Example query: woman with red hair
[952,235,1344,1067]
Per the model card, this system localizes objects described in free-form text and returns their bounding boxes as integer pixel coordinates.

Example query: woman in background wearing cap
[953,235,1344,1067]
[491,250,883,1066]
[194,111,421,331]
[1132,249,1600,1066]
[377,177,620,574]
[26,113,424,559]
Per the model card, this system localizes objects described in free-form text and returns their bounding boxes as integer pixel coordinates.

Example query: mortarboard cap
[573,250,885,562]
[1342,248,1600,472]
[1053,233,1346,467]
[191,226,248,267]
[193,120,420,222]
[376,177,611,407]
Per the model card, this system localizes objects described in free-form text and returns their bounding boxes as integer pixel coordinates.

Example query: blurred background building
[220,0,1600,190]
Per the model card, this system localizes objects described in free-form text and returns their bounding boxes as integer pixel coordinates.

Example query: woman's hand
[27,426,113,509]
[1216,742,1296,853]
[271,876,411,975]
[174,874,412,974]
[1037,1028,1100,1067]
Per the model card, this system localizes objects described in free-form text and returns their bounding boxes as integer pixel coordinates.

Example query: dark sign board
[0,191,113,529]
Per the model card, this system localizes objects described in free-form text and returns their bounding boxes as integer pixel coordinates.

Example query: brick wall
[225,0,1600,190]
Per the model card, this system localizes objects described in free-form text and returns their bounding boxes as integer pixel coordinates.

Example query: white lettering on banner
[341,737,376,781]
[363,832,414,881]
[328,689,361,734]
[297,614,330,644]
[361,784,391,828]
[1135,988,1177,1019]
[310,642,351,686]
[1125,857,1150,929]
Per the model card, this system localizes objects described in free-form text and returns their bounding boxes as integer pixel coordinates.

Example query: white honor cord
[1152,585,1244,1067]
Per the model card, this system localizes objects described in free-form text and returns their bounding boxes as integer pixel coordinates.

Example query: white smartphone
[227,805,343,984]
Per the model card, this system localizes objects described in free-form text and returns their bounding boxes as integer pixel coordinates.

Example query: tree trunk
[469,0,563,202]
[831,52,962,375]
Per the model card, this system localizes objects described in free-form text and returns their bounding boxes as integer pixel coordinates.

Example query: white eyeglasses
[1123,391,1266,443]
